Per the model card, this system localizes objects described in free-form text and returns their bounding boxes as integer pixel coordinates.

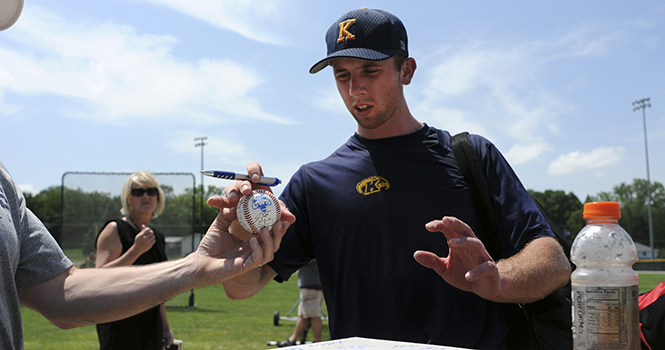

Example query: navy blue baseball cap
[309,8,408,74]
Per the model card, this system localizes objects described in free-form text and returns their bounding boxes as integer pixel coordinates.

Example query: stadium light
[632,98,654,259]
[194,137,208,228]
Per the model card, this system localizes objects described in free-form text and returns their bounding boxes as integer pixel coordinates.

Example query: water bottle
[571,201,639,349]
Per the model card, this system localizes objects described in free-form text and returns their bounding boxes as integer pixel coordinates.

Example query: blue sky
[1,0,664,202]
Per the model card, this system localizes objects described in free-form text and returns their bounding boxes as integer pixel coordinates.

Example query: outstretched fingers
[417,216,499,295]
[425,216,491,262]
[446,234,493,268]
[425,216,474,239]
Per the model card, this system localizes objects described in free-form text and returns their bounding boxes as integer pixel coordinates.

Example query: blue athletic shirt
[271,124,553,349]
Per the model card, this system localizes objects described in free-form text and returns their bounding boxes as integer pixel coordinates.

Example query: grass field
[22,278,329,350]
[21,272,665,349]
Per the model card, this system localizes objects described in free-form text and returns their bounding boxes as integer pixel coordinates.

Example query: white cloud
[539,24,628,62]
[18,183,38,196]
[139,0,296,45]
[0,6,291,125]
[505,142,553,165]
[0,91,21,119]
[548,147,625,175]
[417,24,622,155]
[414,105,489,137]
[168,132,250,165]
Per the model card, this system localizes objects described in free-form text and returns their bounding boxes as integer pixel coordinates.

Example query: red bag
[640,281,665,350]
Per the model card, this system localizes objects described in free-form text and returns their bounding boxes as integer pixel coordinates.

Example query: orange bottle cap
[583,201,621,219]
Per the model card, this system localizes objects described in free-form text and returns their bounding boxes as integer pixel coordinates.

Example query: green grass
[22,278,329,350]
[638,271,665,293]
[20,272,665,349]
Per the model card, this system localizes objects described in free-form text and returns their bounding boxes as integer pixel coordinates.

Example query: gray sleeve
[15,207,73,290]
[297,260,321,289]
[0,162,72,290]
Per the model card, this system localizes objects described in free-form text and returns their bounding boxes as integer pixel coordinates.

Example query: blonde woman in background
[94,170,174,350]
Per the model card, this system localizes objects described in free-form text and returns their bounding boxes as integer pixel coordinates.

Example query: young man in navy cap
[214,8,570,349]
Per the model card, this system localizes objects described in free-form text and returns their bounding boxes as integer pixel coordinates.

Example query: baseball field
[20,272,664,349]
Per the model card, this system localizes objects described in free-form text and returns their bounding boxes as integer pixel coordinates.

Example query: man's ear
[401,57,417,85]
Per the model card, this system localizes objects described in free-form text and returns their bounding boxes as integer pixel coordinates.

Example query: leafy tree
[25,178,661,255]
[528,189,583,240]
[60,187,121,254]
[24,186,62,240]
[150,184,198,237]
[192,185,225,234]
[589,179,665,249]
[529,179,664,252]
[567,205,586,241]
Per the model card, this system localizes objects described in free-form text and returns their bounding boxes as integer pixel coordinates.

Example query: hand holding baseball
[193,164,295,285]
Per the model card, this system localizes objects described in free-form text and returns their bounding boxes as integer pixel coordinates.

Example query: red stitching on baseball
[237,189,280,235]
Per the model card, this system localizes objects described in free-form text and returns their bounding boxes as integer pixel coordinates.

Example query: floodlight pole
[190,137,207,310]
[194,137,208,229]
[632,98,654,259]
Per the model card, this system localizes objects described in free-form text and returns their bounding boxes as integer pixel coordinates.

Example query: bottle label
[571,285,639,350]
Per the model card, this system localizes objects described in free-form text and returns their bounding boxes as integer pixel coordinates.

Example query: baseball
[236,189,281,235]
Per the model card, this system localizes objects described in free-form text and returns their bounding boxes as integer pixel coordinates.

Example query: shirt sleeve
[469,134,555,257]
[271,165,317,283]
[0,163,73,290]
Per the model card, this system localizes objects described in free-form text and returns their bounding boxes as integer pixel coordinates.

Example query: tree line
[24,178,663,252]
[528,178,664,251]
[25,184,224,248]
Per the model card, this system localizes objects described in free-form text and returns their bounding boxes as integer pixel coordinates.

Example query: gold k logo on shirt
[337,19,356,43]
[356,176,390,195]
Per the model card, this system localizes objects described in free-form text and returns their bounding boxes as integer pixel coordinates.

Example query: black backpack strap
[450,131,573,350]
[450,132,504,260]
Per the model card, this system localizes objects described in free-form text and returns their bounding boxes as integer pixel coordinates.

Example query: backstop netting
[61,172,196,263]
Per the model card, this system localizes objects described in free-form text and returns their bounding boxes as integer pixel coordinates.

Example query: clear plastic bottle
[571,201,639,350]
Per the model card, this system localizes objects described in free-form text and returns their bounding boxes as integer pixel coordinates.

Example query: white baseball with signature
[236,189,281,235]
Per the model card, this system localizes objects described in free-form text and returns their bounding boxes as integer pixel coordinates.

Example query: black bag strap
[450,131,504,260]
[450,131,573,350]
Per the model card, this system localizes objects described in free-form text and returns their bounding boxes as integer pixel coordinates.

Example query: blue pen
[200,170,282,186]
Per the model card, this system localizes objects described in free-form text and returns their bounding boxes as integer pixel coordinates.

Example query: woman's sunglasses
[130,187,159,197]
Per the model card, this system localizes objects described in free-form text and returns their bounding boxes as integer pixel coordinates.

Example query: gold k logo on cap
[337,19,356,43]
[310,9,408,74]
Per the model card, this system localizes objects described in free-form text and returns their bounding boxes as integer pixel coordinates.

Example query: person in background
[95,171,174,350]
[2,6,293,350]
[277,260,324,347]
[1,158,292,350]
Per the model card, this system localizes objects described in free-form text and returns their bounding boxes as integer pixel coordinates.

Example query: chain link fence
[61,172,196,263]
